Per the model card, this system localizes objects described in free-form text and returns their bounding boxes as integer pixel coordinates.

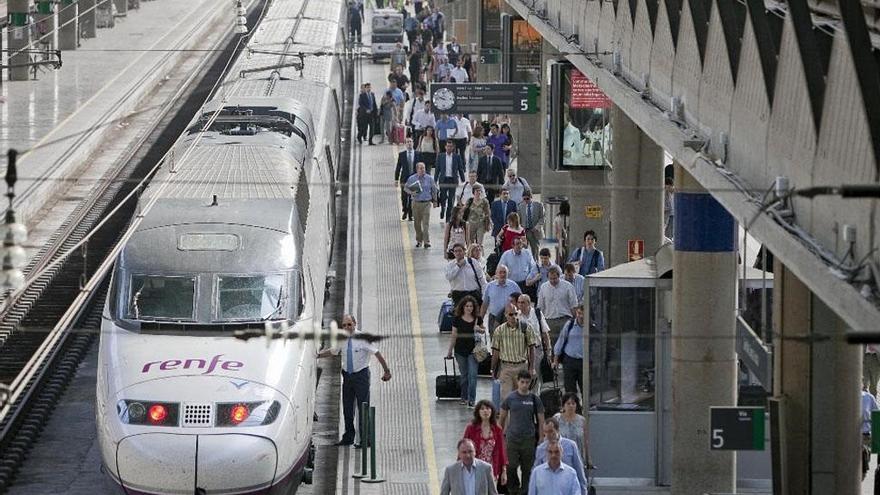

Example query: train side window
[324,145,334,182]
[298,272,306,317]
[296,170,310,230]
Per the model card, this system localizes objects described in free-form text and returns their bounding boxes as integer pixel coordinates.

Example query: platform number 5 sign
[709,407,765,451]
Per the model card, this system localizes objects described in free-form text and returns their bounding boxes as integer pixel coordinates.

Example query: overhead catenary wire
[0,16,267,315]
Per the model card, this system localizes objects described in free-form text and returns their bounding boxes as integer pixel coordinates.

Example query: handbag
[472,331,490,363]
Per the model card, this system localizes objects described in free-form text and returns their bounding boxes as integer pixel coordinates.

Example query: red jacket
[463,423,508,478]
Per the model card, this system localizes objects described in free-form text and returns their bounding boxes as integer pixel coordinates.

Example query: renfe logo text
[141,354,244,375]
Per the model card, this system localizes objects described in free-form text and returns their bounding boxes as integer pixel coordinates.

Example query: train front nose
[116,433,277,494]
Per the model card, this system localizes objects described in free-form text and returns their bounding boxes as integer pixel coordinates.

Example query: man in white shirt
[537,266,579,345]
[456,171,483,206]
[318,314,392,446]
[411,100,437,147]
[407,88,427,124]
[452,113,472,159]
[528,441,582,495]
[517,294,551,389]
[450,59,469,83]
[445,243,487,306]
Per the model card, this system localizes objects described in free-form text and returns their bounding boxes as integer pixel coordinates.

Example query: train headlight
[230,403,249,424]
[128,402,146,422]
[117,400,179,426]
[216,401,281,426]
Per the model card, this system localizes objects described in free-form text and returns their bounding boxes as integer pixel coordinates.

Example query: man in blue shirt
[389,80,406,106]
[436,114,458,150]
[480,265,522,332]
[568,230,606,276]
[553,305,586,395]
[563,263,585,302]
[534,418,587,494]
[529,441,582,495]
[406,162,439,248]
[499,236,541,302]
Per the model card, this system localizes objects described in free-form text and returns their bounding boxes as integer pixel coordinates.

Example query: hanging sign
[570,69,612,109]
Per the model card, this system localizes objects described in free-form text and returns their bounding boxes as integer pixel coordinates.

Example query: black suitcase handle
[443,356,459,377]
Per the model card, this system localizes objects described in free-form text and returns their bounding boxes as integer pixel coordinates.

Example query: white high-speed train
[95,0,347,492]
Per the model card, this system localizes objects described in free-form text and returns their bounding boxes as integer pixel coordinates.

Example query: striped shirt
[492,321,536,363]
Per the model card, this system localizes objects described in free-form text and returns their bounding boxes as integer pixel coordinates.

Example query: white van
[371,9,404,62]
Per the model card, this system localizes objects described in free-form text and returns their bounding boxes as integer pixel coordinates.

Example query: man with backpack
[568,230,605,276]
[492,304,537,403]
[553,305,586,396]
[537,266,579,346]
[504,169,531,204]
[499,369,545,495]
[517,294,551,390]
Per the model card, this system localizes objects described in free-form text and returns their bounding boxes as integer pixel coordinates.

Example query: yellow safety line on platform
[397,145,441,495]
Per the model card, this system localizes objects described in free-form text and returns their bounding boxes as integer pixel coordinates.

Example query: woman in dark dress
[445,296,484,406]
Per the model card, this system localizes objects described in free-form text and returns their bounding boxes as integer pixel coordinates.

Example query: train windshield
[216,274,286,321]
[128,275,196,321]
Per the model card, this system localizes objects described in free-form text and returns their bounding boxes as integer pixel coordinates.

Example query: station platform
[1,0,236,258]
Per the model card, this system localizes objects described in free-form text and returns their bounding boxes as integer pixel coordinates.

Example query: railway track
[0,2,268,490]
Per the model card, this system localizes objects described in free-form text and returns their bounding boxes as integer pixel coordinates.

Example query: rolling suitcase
[539,373,563,418]
[477,358,492,377]
[435,357,460,400]
[491,378,502,409]
[438,298,454,333]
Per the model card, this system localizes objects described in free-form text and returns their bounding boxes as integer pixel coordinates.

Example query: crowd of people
[343,1,615,492]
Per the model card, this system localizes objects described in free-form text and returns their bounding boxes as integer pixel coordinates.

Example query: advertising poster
[481,0,502,50]
[562,67,612,168]
[510,19,542,83]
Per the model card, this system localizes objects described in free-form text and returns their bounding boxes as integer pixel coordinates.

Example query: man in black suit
[446,36,462,66]
[477,143,505,203]
[395,138,418,221]
[356,83,377,145]
[434,140,466,221]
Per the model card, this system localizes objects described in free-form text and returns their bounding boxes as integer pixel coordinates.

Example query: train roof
[121,199,303,273]
[143,136,305,201]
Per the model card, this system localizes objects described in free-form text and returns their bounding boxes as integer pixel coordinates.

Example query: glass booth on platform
[584,243,773,489]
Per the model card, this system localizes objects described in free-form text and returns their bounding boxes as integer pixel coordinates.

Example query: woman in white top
[468,124,487,173]
[553,392,593,468]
